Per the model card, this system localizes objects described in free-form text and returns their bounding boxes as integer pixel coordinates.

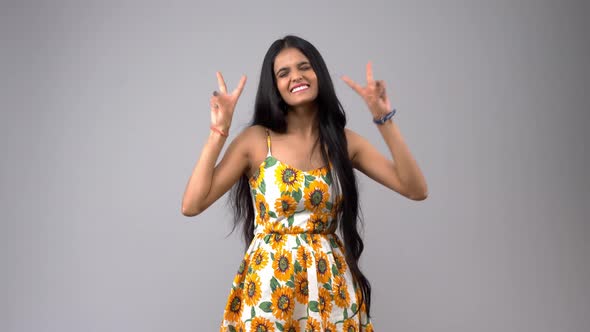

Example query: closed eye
[275,61,312,78]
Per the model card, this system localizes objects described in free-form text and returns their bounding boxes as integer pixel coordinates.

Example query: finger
[384,94,391,109]
[384,85,392,106]
[341,75,364,95]
[216,71,228,94]
[232,75,247,98]
[210,98,219,110]
[376,80,386,97]
[366,61,374,84]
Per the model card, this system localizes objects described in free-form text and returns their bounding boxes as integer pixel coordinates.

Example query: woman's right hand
[210,72,247,134]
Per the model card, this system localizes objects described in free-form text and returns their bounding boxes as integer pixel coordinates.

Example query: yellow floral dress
[220,129,374,332]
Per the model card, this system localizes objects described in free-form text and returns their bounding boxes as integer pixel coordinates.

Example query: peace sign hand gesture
[341,62,392,118]
[210,71,247,134]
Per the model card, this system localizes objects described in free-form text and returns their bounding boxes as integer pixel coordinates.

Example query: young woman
[182,35,428,332]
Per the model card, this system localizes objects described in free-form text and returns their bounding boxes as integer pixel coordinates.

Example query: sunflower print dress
[220,129,374,332]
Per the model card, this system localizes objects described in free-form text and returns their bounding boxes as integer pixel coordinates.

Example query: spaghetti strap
[265,129,272,157]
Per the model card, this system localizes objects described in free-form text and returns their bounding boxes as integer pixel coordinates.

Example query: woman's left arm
[342,62,428,200]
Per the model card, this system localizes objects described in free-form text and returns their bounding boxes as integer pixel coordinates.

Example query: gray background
[1,0,588,331]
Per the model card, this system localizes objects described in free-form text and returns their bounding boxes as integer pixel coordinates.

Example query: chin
[285,95,318,108]
[287,100,317,110]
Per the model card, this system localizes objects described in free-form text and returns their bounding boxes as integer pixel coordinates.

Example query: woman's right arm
[181,71,248,216]
[181,128,250,216]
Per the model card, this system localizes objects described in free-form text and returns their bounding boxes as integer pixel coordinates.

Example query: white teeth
[291,85,309,93]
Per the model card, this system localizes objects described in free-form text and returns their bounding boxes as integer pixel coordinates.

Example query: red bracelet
[210,125,228,137]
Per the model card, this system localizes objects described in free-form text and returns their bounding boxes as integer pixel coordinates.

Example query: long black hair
[229,35,372,317]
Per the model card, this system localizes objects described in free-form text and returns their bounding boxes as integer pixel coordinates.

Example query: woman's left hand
[342,61,392,118]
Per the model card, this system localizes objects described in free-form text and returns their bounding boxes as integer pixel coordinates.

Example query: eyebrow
[275,61,311,75]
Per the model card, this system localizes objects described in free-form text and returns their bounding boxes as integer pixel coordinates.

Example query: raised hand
[341,61,392,118]
[210,72,247,134]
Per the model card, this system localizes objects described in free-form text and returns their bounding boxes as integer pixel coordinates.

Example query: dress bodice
[248,130,342,237]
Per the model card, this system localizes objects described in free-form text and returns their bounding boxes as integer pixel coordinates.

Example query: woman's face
[273,47,318,109]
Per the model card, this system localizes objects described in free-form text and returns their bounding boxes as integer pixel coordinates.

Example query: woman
[182,35,428,332]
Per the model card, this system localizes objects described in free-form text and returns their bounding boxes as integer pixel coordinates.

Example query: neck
[285,103,319,137]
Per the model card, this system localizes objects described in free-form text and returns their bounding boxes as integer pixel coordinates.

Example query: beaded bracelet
[210,125,228,137]
[373,108,397,125]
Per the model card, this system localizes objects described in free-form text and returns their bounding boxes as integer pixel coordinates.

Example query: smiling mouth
[290,85,310,93]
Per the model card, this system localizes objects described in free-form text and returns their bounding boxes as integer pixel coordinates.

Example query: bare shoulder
[344,127,361,144]
[239,124,268,151]
[344,127,363,162]
[235,124,269,177]
[231,125,266,149]
[234,124,262,143]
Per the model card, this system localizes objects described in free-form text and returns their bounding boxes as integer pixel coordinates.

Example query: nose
[291,69,304,82]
